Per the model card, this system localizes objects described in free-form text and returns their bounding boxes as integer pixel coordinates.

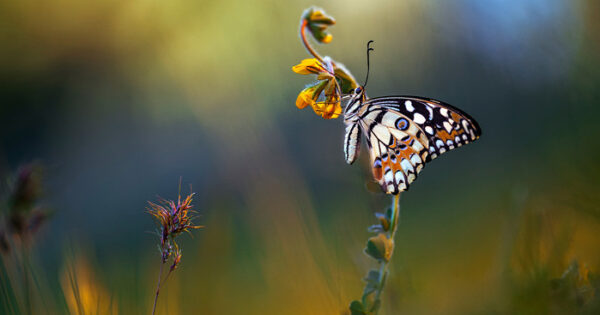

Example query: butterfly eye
[355,87,362,94]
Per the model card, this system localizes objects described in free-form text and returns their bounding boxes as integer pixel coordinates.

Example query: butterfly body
[343,87,481,194]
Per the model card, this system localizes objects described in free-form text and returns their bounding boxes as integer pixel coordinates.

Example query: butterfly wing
[344,123,361,164]
[357,96,481,194]
[358,107,430,194]
[365,96,481,161]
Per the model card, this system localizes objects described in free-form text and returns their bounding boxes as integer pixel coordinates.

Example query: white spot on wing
[413,113,426,124]
[440,108,449,117]
[435,139,444,148]
[443,121,453,133]
[404,100,414,112]
[426,106,434,119]
[455,136,462,147]
[412,139,424,152]
[400,158,414,175]
[462,119,469,131]
[394,171,403,184]
[384,170,394,184]
[398,179,407,191]
[410,153,422,167]
[425,126,434,135]
[407,173,416,184]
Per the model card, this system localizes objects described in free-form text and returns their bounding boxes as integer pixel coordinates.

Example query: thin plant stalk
[300,20,324,63]
[373,194,400,307]
[349,194,401,314]
[151,261,164,315]
[21,243,31,315]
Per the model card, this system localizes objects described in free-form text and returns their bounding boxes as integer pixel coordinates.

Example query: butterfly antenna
[363,40,375,88]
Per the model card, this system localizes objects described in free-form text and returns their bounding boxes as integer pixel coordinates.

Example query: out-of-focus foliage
[61,255,118,315]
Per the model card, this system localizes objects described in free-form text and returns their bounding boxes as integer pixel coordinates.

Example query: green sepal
[334,64,358,94]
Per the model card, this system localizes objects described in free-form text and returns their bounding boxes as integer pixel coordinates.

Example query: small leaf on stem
[364,233,394,262]
[349,300,367,315]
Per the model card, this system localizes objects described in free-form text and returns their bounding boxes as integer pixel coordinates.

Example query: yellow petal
[325,102,342,119]
[314,95,341,120]
[316,72,334,81]
[308,9,335,25]
[292,58,323,75]
[295,89,314,109]
[310,101,323,115]
[295,82,325,109]
[321,33,333,44]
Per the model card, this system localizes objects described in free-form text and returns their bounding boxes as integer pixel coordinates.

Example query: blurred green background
[1,0,599,314]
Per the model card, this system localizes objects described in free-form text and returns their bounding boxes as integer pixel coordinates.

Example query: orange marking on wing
[372,165,383,181]
[450,112,464,124]
[437,129,460,142]
[394,141,417,161]
[372,139,420,193]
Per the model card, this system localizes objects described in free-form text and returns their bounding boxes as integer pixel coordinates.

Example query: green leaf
[375,212,390,232]
[349,300,367,315]
[367,224,384,233]
[364,233,394,262]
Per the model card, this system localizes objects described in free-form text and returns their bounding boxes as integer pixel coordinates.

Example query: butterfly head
[344,41,373,122]
[343,86,366,120]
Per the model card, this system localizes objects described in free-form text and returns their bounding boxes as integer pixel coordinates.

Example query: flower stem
[299,20,324,63]
[374,194,401,312]
[151,261,164,315]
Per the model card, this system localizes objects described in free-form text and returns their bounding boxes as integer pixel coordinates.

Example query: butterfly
[343,87,481,195]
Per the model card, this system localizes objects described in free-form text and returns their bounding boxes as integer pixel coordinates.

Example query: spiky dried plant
[147,188,202,315]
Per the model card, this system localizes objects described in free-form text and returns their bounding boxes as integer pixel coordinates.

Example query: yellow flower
[293,8,358,120]
[315,80,342,119]
[302,7,336,44]
[293,58,342,119]
[295,82,323,109]
[292,58,326,75]
[314,99,342,119]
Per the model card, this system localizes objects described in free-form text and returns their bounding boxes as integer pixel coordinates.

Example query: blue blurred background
[1,0,599,313]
